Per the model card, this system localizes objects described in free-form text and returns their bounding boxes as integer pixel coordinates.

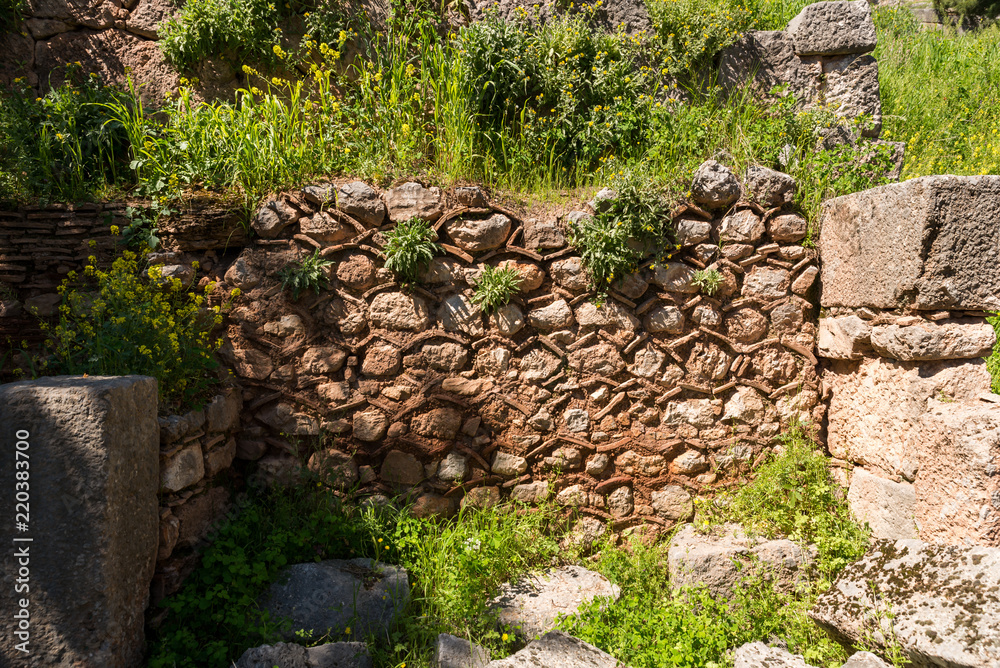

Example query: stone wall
[0,164,825,600]
[0,0,239,102]
[152,389,242,605]
[208,167,821,536]
[818,176,1000,547]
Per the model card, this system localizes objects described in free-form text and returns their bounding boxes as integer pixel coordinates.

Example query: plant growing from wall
[278,248,333,300]
[693,268,723,296]
[383,217,441,283]
[471,264,522,312]
[569,170,675,291]
[36,250,226,409]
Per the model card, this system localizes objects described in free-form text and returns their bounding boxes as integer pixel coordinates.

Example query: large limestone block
[720,31,821,103]
[810,539,1000,668]
[734,642,818,668]
[0,376,160,668]
[819,176,1000,310]
[825,357,991,474]
[847,468,917,541]
[486,631,618,668]
[235,641,372,668]
[823,53,881,137]
[786,0,877,56]
[915,401,1000,546]
[491,566,620,640]
[668,524,815,597]
[262,558,410,640]
[817,315,871,360]
[869,321,995,361]
[825,357,1000,546]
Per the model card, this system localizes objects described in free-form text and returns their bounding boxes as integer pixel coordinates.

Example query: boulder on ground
[234,641,373,668]
[668,524,815,597]
[846,468,916,541]
[491,566,620,640]
[436,633,490,668]
[261,558,410,641]
[486,631,619,668]
[809,539,1000,668]
[734,642,818,668]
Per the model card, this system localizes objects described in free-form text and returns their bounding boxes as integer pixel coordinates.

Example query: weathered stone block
[0,376,159,668]
[810,539,1000,668]
[869,321,995,361]
[819,176,1000,310]
[847,468,916,541]
[786,0,877,56]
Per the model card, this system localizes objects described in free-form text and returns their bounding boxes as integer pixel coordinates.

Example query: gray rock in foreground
[819,175,1000,310]
[262,558,409,641]
[841,652,892,668]
[491,565,620,640]
[234,641,372,668]
[810,539,1000,668]
[436,633,490,668]
[0,376,160,668]
[668,524,815,598]
[487,631,619,668]
[734,642,817,668]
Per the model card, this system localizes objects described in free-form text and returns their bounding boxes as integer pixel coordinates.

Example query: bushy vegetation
[0,0,26,33]
[472,265,522,312]
[701,426,870,580]
[147,427,867,668]
[0,68,130,203]
[279,248,333,299]
[148,487,567,667]
[383,217,441,283]
[876,6,1000,178]
[563,428,867,668]
[35,250,228,409]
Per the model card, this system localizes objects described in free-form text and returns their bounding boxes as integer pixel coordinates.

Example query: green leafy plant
[985,313,1000,394]
[159,0,286,70]
[701,425,870,579]
[0,66,130,202]
[472,264,522,312]
[692,268,723,296]
[562,536,848,668]
[383,217,441,283]
[36,250,225,409]
[0,0,26,33]
[569,170,674,291]
[279,248,333,300]
[854,583,912,668]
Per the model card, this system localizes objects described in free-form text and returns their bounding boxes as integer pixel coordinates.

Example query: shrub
[159,0,285,70]
[36,250,226,409]
[692,268,723,295]
[458,11,657,182]
[569,170,674,290]
[701,426,869,579]
[471,265,522,312]
[562,539,848,668]
[278,248,333,300]
[647,0,757,81]
[383,217,441,283]
[932,0,1000,19]
[148,484,567,667]
[0,68,131,202]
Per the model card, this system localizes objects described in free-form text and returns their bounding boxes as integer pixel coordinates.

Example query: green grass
[561,427,868,668]
[147,427,869,668]
[876,6,1000,178]
[147,485,569,668]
